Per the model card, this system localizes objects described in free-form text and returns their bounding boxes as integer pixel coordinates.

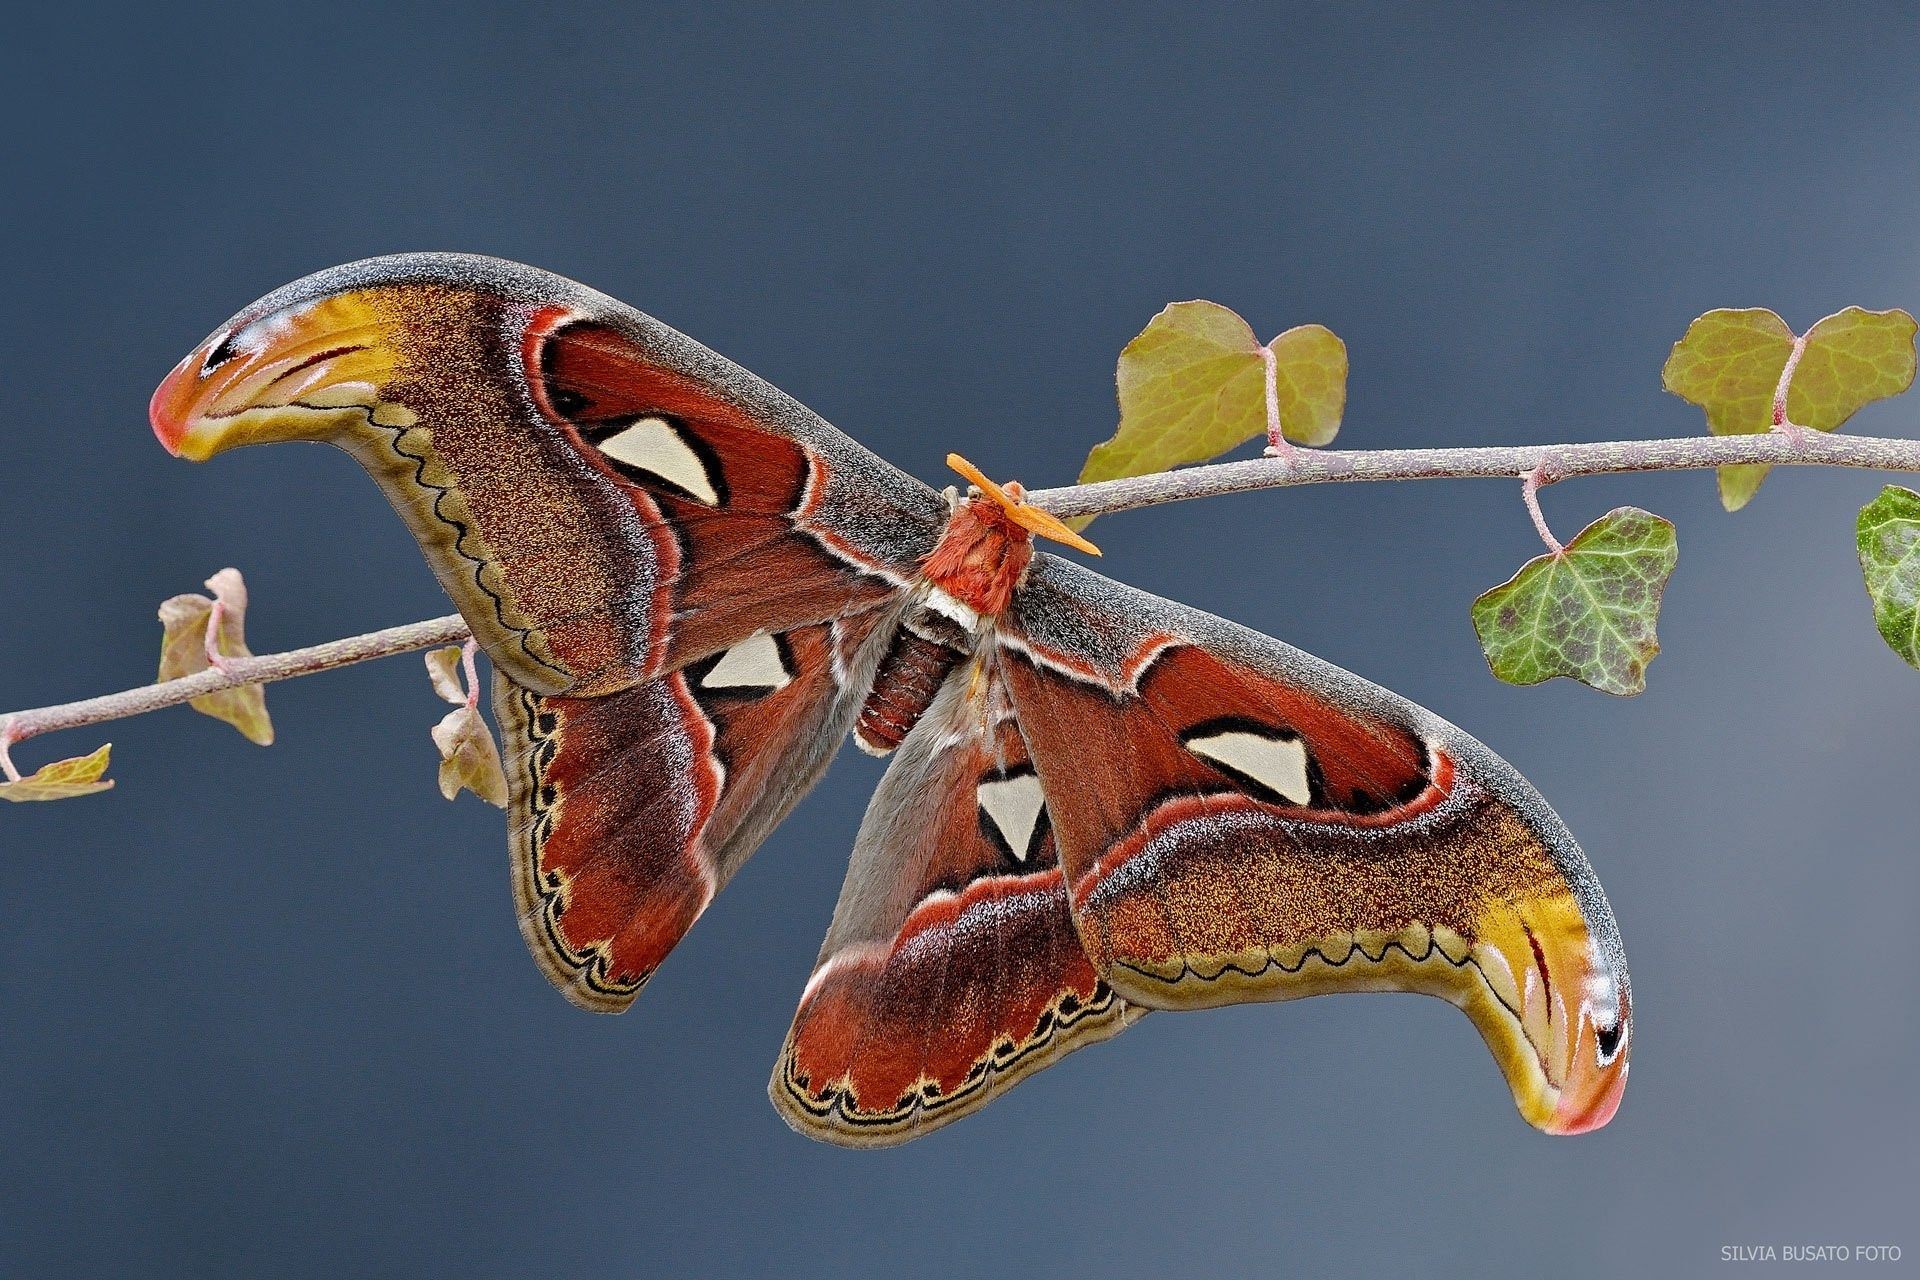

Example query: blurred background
[3,5,1917,1276]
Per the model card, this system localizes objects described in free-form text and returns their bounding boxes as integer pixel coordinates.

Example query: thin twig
[1025,428,1920,518]
[0,615,470,765]
[7,425,1920,764]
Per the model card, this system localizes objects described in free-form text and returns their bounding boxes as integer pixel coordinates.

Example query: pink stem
[1522,465,1564,555]
[204,600,233,674]
[461,639,482,711]
[1260,345,1293,457]
[1772,335,1809,433]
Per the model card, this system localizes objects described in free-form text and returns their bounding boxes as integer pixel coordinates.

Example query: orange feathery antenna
[945,454,1101,557]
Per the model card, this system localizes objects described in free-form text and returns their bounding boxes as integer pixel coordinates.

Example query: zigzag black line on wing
[348,403,568,687]
[1111,931,1530,1033]
[775,980,1133,1132]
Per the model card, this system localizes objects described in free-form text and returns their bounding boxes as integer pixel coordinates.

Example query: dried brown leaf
[0,743,115,803]
[425,647,469,705]
[431,706,507,808]
[156,569,273,745]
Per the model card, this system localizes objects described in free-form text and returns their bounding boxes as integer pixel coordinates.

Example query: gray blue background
[4,5,1917,1277]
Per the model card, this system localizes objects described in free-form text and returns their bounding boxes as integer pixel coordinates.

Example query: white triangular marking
[977,773,1046,860]
[1187,730,1312,804]
[596,416,719,505]
[701,632,790,690]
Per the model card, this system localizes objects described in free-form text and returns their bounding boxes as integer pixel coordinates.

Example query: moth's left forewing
[152,255,961,1015]
[999,557,1632,1135]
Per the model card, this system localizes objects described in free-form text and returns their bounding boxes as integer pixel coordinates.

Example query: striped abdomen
[854,612,971,755]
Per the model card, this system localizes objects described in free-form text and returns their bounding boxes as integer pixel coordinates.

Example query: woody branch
[0,615,470,779]
[1023,428,1920,519]
[6,425,1920,768]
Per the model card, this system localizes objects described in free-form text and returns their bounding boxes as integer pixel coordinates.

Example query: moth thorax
[854,612,971,756]
[920,497,1035,617]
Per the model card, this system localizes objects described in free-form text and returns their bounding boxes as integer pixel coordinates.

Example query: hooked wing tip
[1545,1064,1628,1134]
[148,290,418,462]
[1539,1015,1630,1135]
[149,353,196,458]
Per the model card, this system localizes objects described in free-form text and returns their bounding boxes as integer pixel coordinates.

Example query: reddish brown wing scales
[530,317,903,682]
[1000,638,1486,986]
[1003,641,1442,887]
[498,613,889,1012]
[501,675,716,1009]
[773,710,1137,1147]
[777,868,1117,1142]
[999,603,1630,1134]
[1149,646,1432,812]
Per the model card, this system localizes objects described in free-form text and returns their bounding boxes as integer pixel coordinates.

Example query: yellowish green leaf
[1712,460,1773,514]
[1660,308,1796,436]
[1789,307,1918,429]
[1266,323,1348,447]
[1663,306,1917,511]
[1085,301,1264,484]
[1471,508,1678,696]
[0,743,115,802]
[1072,301,1347,527]
[156,568,273,745]
[1857,484,1920,669]
[1660,308,1794,511]
[431,706,508,807]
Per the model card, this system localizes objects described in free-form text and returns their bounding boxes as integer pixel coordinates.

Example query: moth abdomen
[854,617,969,756]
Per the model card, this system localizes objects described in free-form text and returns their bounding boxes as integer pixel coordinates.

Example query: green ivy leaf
[0,743,114,803]
[1471,508,1679,696]
[1857,484,1920,669]
[1662,306,1917,511]
[1073,301,1346,527]
[156,568,274,745]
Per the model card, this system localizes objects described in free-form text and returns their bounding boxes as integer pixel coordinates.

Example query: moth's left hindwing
[773,677,1141,1147]
[497,609,897,1012]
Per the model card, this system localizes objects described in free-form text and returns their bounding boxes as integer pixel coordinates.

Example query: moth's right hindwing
[497,609,896,1012]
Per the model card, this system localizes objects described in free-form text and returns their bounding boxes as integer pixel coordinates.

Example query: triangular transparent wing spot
[701,631,793,691]
[1184,725,1312,805]
[977,769,1047,861]
[596,415,721,504]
